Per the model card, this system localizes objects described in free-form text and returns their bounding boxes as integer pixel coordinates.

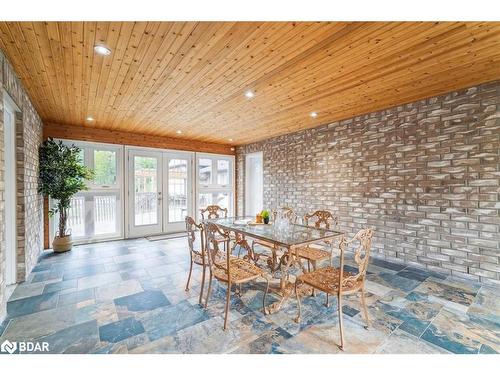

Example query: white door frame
[163,151,195,233]
[245,151,263,216]
[3,91,19,285]
[126,148,163,237]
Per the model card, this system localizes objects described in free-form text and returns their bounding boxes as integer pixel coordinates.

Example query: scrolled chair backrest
[203,222,232,278]
[272,207,298,223]
[200,205,228,220]
[338,228,374,289]
[304,210,338,229]
[185,216,204,258]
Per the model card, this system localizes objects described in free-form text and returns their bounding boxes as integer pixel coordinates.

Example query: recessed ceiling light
[86,116,94,122]
[244,90,255,99]
[176,130,182,134]
[310,111,318,118]
[228,138,233,142]
[94,45,111,56]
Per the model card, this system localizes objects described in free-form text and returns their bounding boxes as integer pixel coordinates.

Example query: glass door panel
[164,153,193,232]
[128,150,163,237]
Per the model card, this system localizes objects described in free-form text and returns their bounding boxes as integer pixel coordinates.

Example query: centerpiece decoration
[261,209,270,224]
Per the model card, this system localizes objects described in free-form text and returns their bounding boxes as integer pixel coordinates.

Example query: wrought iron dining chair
[200,204,228,220]
[203,222,270,330]
[185,216,207,305]
[295,210,339,270]
[294,228,374,350]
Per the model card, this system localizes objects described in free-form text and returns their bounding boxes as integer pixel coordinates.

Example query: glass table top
[206,216,344,248]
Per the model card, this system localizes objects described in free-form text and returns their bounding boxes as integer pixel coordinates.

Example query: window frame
[195,152,235,217]
[49,139,125,245]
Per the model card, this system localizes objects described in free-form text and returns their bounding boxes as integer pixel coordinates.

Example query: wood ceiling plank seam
[213,28,500,124]
[99,22,163,128]
[120,21,258,134]
[86,21,111,128]
[194,55,500,144]
[191,23,467,123]
[81,21,97,129]
[93,21,129,124]
[191,24,499,129]
[32,21,67,122]
[45,22,71,124]
[101,21,151,128]
[119,21,219,132]
[232,59,500,143]
[120,22,216,133]
[57,22,77,124]
[141,22,322,132]
[175,23,374,130]
[170,23,412,131]
[175,23,384,133]
[11,22,58,118]
[1,21,499,144]
[0,23,48,116]
[105,21,173,129]
[130,22,278,134]
[102,22,187,131]
[156,23,348,127]
[70,22,84,121]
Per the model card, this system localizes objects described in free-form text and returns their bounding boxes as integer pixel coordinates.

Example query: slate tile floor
[1,237,499,354]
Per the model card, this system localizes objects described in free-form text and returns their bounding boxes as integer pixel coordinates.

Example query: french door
[127,149,194,237]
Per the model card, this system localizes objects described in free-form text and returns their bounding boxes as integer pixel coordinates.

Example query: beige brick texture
[236,81,500,284]
[0,49,44,323]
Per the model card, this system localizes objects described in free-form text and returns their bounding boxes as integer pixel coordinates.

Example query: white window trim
[49,139,125,245]
[195,152,236,217]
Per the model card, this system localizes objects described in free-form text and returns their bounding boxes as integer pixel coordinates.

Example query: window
[196,154,234,216]
[51,141,123,243]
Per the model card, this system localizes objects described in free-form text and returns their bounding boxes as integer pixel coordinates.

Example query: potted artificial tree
[39,138,94,253]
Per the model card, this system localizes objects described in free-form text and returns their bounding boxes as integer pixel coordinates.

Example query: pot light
[244,90,255,99]
[86,116,94,122]
[228,138,233,142]
[176,130,182,134]
[310,111,318,118]
[94,45,111,56]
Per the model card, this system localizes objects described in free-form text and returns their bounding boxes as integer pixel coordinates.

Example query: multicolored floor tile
[1,237,498,354]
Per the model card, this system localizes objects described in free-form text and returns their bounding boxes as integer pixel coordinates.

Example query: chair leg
[262,276,270,315]
[204,271,213,308]
[198,265,206,305]
[311,261,317,297]
[185,259,193,291]
[294,280,302,323]
[360,286,371,329]
[325,293,330,308]
[223,281,231,330]
[338,294,344,351]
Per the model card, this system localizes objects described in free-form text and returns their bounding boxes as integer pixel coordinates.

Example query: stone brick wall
[0,49,44,322]
[236,80,500,284]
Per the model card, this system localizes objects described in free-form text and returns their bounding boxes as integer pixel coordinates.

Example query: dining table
[206,216,345,314]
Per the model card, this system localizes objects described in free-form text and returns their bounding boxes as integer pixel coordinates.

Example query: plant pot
[263,217,270,224]
[52,235,73,253]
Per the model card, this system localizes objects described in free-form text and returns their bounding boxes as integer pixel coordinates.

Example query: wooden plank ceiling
[0,22,499,145]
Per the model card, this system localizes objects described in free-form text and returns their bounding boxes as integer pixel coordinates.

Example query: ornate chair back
[304,210,338,229]
[273,207,298,223]
[185,216,205,262]
[204,222,232,280]
[338,229,374,290]
[200,205,228,220]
